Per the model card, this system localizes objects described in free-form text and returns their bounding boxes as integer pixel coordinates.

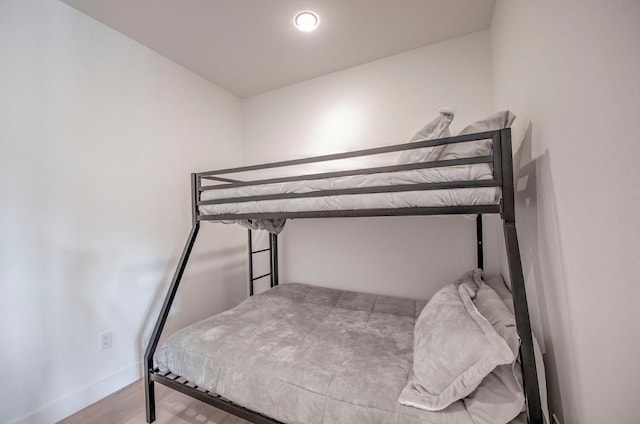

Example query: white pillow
[399,270,515,411]
[464,282,525,424]
[437,110,516,161]
[397,107,454,164]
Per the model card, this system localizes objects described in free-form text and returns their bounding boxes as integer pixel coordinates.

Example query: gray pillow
[437,110,516,161]
[464,282,525,424]
[483,275,551,424]
[397,107,454,164]
[399,270,515,411]
[485,274,515,311]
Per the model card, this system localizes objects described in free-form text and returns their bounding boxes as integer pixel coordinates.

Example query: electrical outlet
[552,413,561,424]
[101,331,113,350]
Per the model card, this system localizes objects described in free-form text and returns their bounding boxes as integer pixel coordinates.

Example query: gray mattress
[155,283,476,424]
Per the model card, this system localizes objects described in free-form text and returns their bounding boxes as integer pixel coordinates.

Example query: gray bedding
[156,283,477,424]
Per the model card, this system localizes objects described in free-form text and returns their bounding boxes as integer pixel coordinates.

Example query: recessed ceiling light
[294,11,319,32]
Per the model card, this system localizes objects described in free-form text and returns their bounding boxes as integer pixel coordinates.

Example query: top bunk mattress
[198,162,501,217]
[155,283,477,424]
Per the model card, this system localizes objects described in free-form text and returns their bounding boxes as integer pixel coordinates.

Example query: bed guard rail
[193,129,510,221]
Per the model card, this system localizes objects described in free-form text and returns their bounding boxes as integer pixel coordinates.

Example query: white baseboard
[10,362,142,424]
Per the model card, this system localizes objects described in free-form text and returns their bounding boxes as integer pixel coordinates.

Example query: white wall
[491,1,640,423]
[0,1,246,423]
[244,31,501,299]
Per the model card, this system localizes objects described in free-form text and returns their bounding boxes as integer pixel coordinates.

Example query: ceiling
[60,0,496,98]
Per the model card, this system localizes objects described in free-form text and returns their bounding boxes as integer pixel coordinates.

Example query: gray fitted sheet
[155,283,476,424]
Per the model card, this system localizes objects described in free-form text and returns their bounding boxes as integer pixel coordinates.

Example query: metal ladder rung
[251,272,271,281]
[251,248,271,254]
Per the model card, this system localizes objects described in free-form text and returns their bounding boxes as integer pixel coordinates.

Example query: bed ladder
[247,229,279,296]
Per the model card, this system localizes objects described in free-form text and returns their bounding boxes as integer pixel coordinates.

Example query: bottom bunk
[150,272,544,424]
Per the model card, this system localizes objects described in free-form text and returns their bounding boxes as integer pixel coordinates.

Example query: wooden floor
[58,379,251,424]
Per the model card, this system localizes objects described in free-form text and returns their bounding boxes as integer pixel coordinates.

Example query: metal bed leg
[144,224,201,423]
[248,230,254,296]
[145,373,156,423]
[268,234,274,287]
[476,214,483,269]
[271,233,279,286]
[503,222,543,424]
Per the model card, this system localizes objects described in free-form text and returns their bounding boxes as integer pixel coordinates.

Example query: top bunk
[194,110,517,227]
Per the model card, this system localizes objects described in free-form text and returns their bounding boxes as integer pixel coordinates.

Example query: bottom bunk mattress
[155,283,519,424]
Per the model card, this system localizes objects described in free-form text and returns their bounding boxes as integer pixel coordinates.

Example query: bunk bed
[144,113,544,424]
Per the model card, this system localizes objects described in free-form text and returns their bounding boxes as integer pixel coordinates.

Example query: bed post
[270,233,279,286]
[248,230,254,296]
[476,214,483,269]
[500,129,543,424]
[144,173,201,423]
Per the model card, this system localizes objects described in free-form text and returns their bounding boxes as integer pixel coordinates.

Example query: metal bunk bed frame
[144,128,543,424]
